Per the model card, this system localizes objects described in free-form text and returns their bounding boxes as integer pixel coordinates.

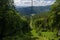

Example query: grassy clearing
[31,31,58,40]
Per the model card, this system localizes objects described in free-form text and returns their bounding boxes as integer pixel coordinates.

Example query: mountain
[15,5,51,15]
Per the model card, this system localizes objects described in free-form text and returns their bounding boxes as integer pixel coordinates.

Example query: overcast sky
[14,0,55,7]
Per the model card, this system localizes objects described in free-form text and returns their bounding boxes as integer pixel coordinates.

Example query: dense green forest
[0,0,59,40]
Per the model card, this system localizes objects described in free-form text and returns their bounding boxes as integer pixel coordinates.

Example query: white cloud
[14,0,55,7]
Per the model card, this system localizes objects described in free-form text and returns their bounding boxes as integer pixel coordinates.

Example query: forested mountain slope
[15,5,50,15]
[0,0,59,40]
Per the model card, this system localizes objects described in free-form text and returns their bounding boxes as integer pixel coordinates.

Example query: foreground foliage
[0,0,60,40]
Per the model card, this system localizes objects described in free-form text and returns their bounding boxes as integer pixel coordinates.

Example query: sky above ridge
[14,0,55,7]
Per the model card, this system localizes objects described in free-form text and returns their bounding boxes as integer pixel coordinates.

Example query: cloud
[33,1,52,6]
[14,0,31,6]
[14,0,55,7]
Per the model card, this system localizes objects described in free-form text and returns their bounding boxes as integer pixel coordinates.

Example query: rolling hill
[15,5,51,15]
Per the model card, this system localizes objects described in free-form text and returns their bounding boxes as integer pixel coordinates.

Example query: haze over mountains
[15,5,51,15]
[14,0,55,15]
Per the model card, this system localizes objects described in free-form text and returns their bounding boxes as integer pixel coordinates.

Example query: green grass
[31,30,58,40]
[41,32,58,40]
[41,32,56,38]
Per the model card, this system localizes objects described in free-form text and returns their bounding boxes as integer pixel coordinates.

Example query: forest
[0,0,59,40]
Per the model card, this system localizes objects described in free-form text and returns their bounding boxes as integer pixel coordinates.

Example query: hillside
[15,5,51,15]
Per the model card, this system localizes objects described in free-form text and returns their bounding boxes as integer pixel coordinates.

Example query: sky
[14,0,55,7]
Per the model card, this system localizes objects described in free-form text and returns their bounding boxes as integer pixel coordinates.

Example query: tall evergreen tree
[0,0,31,40]
[51,0,60,31]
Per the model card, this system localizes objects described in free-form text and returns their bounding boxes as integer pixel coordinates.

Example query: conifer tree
[0,0,31,40]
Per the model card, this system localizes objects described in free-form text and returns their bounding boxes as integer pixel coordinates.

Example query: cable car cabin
[42,28,47,32]
[58,30,60,37]
[42,26,47,32]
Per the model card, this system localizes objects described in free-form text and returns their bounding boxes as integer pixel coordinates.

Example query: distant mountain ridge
[15,5,51,15]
